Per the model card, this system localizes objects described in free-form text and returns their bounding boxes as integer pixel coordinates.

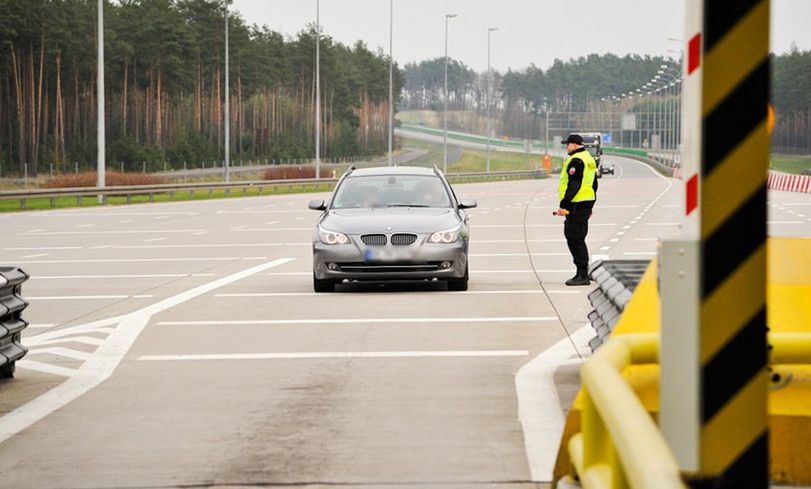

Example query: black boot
[565,274,591,286]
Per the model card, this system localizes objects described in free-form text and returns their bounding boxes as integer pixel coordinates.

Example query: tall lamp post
[315,0,321,178]
[442,13,457,173]
[224,1,230,182]
[96,0,105,203]
[485,27,498,173]
[388,0,394,166]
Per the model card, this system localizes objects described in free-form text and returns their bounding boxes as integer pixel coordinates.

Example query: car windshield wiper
[387,204,431,208]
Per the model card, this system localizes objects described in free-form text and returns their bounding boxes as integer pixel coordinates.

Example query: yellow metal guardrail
[566,332,811,489]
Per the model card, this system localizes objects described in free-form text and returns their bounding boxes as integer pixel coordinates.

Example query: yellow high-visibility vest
[558,149,597,202]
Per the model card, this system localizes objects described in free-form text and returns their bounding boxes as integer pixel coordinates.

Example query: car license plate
[364,247,408,263]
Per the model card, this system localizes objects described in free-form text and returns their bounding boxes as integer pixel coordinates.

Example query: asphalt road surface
[0,156,808,489]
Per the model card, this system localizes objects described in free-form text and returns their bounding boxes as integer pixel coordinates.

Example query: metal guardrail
[0,169,545,210]
[587,260,651,352]
[566,331,811,489]
[0,268,29,379]
[604,150,677,177]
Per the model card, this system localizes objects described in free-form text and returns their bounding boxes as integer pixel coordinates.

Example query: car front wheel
[313,274,336,293]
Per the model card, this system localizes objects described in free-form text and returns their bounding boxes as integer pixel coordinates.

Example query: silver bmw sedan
[308,166,477,292]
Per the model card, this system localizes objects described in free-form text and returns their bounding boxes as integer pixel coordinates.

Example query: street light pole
[486,27,498,173]
[443,13,457,174]
[315,0,321,178]
[388,0,394,166]
[224,1,230,182]
[96,0,105,204]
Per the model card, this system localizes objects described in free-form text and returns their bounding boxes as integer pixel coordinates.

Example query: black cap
[561,134,584,145]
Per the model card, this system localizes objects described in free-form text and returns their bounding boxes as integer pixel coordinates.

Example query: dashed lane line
[138,350,530,362]
[14,257,268,265]
[157,316,558,326]
[29,273,218,280]
[26,295,155,301]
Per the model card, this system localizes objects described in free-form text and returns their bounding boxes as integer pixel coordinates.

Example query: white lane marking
[145,237,167,242]
[29,273,218,280]
[599,246,610,251]
[91,245,112,250]
[20,253,50,259]
[216,209,311,214]
[22,211,198,217]
[591,254,610,261]
[26,324,57,329]
[21,229,205,236]
[0,258,295,444]
[782,203,811,207]
[158,316,558,326]
[110,242,309,250]
[14,257,267,264]
[609,238,619,243]
[35,336,105,346]
[138,350,530,362]
[473,223,616,228]
[476,269,571,274]
[155,216,169,220]
[476,239,567,243]
[4,247,81,251]
[23,317,122,346]
[26,295,154,301]
[264,269,571,276]
[16,360,76,378]
[235,227,311,232]
[215,290,548,298]
[767,220,804,224]
[27,347,90,361]
[471,253,570,257]
[516,326,592,482]
[76,224,93,228]
[118,220,133,224]
[28,229,45,233]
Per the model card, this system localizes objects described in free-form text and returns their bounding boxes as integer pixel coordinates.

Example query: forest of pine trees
[0,0,404,176]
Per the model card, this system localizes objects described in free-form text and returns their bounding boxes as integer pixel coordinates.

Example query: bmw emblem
[386,226,392,231]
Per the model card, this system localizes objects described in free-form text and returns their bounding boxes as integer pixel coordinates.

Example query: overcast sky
[231,0,811,72]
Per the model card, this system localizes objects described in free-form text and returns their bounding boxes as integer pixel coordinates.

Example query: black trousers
[564,209,590,278]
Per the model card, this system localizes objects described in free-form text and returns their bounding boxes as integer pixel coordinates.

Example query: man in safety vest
[555,134,598,286]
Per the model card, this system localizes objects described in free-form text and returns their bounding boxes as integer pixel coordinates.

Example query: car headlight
[429,226,461,244]
[318,227,349,245]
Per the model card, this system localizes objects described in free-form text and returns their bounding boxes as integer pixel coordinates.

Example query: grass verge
[771,155,811,174]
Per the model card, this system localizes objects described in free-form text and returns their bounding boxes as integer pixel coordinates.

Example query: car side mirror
[308,200,327,211]
[458,199,477,209]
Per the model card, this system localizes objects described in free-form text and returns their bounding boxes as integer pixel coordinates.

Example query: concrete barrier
[0,268,29,379]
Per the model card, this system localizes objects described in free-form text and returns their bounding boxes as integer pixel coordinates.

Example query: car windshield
[331,175,452,209]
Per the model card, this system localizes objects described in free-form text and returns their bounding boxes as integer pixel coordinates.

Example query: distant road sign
[621,114,636,130]
[603,133,613,144]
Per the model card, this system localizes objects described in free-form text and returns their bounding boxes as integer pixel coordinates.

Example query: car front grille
[361,234,387,246]
[390,233,418,246]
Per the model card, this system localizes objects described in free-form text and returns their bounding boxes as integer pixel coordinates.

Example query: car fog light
[440,261,452,269]
[328,263,339,271]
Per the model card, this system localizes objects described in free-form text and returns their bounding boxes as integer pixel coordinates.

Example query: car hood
[320,208,461,234]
